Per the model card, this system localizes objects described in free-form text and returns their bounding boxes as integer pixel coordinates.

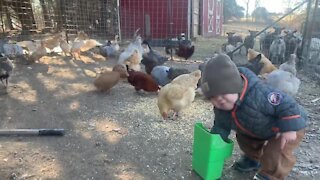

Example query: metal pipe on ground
[0,129,65,136]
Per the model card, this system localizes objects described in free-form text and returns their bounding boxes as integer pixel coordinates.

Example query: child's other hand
[276,131,297,150]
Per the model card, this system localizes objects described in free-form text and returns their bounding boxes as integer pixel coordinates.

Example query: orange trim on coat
[231,74,258,138]
[239,74,248,101]
[281,115,301,120]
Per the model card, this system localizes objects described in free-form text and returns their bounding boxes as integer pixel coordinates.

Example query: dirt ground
[1,25,320,180]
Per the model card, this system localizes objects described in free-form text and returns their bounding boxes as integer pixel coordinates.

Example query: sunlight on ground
[39,56,67,65]
[0,142,62,179]
[69,100,81,110]
[95,119,128,144]
[47,66,78,80]
[54,82,95,99]
[36,73,59,91]
[114,163,144,180]
[9,81,38,103]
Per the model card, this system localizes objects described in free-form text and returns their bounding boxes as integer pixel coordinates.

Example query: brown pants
[236,129,305,180]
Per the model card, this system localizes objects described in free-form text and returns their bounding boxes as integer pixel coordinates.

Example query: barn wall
[119,0,189,40]
[201,0,223,37]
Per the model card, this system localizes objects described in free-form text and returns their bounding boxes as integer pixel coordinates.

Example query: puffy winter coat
[211,67,307,140]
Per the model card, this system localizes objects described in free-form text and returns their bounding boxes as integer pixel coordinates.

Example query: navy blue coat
[211,67,307,140]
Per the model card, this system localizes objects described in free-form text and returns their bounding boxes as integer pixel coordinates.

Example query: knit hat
[201,54,243,98]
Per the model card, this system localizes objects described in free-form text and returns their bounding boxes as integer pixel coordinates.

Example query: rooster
[175,40,195,60]
[0,54,14,88]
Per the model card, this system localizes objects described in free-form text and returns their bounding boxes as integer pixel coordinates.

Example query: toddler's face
[210,93,239,110]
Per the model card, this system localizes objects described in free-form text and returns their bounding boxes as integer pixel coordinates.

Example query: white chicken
[29,40,47,63]
[118,29,144,65]
[279,54,297,76]
[70,39,84,60]
[16,40,39,54]
[60,39,71,56]
[263,69,301,96]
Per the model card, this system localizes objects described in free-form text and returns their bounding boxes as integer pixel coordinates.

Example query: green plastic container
[192,122,234,180]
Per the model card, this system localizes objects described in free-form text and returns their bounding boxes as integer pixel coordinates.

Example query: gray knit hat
[201,54,243,98]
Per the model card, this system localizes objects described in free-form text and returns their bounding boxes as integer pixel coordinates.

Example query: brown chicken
[43,32,63,51]
[157,70,201,120]
[247,48,277,74]
[93,71,120,92]
[112,64,129,78]
[126,65,159,92]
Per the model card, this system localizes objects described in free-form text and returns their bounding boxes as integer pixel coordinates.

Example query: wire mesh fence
[0,0,320,66]
[0,0,118,41]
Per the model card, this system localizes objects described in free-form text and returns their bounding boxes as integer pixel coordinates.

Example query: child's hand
[276,131,297,150]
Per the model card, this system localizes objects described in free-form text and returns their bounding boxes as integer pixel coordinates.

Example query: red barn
[119,0,223,40]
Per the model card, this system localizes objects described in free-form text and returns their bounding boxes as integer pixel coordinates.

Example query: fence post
[301,0,313,67]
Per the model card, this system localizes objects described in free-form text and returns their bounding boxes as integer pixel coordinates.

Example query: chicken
[16,40,39,54]
[75,31,89,41]
[112,64,129,78]
[170,70,201,89]
[175,41,195,60]
[126,65,159,92]
[80,39,102,52]
[141,40,168,74]
[3,43,24,57]
[118,49,141,71]
[118,29,144,65]
[157,70,201,120]
[239,54,264,75]
[70,39,85,60]
[167,67,191,81]
[0,54,14,88]
[43,32,63,51]
[263,69,301,96]
[29,40,47,63]
[94,71,121,92]
[100,35,120,57]
[150,65,171,87]
[70,31,94,60]
[279,54,297,76]
[247,48,277,74]
[60,39,71,56]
